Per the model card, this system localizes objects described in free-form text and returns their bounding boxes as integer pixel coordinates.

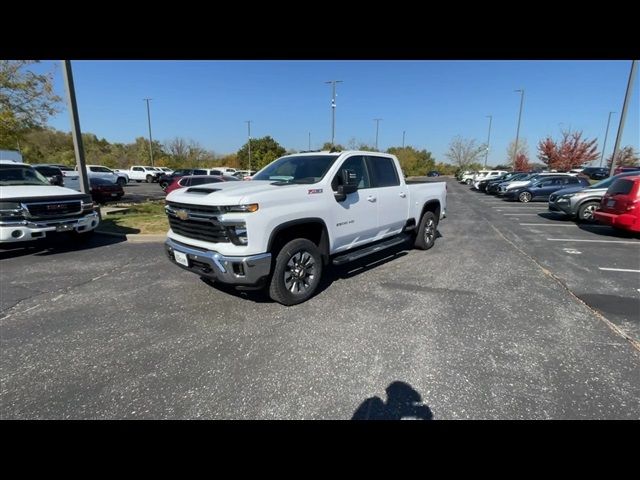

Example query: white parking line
[598,267,640,273]
[492,206,542,208]
[520,223,576,226]
[546,238,640,245]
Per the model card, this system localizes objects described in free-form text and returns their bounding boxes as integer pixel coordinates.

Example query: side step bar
[332,234,411,266]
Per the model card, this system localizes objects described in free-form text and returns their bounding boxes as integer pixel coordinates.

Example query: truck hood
[0,185,87,201]
[166,180,311,205]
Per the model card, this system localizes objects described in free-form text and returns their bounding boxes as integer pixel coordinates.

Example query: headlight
[222,204,259,213]
[0,201,21,211]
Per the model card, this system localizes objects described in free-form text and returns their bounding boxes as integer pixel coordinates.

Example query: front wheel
[146,174,153,183]
[269,238,323,306]
[518,191,532,203]
[414,211,438,250]
[577,201,599,223]
[465,179,472,185]
[116,177,126,187]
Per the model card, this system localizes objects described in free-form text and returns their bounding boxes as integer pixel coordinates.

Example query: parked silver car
[548,171,640,222]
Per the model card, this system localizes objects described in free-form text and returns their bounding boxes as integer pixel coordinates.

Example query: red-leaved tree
[606,146,639,169]
[514,153,531,171]
[537,130,599,171]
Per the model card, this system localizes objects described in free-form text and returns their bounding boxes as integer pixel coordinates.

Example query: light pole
[402,130,406,148]
[62,60,90,194]
[325,80,343,147]
[599,111,616,167]
[513,89,525,169]
[143,98,154,167]
[245,120,252,171]
[609,60,637,176]
[374,118,383,150]
[484,115,492,169]
[308,131,311,151]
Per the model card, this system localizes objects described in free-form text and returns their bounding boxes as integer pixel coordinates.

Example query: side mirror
[334,168,358,202]
[50,174,64,186]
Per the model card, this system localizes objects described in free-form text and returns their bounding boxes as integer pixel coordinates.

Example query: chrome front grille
[165,203,230,243]
[25,200,82,218]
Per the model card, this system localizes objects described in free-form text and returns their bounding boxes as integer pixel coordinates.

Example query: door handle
[367,195,377,202]
[399,192,406,198]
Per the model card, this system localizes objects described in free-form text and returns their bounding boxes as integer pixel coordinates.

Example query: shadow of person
[352,381,433,420]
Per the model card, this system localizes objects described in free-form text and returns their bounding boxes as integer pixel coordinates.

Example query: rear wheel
[414,211,438,250]
[465,179,472,185]
[116,177,126,187]
[268,238,323,306]
[146,174,153,183]
[160,181,169,190]
[577,201,599,223]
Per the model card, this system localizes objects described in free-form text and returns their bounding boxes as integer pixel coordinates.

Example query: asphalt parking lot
[1,178,639,419]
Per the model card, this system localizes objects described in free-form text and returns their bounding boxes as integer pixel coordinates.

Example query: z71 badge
[308,189,323,194]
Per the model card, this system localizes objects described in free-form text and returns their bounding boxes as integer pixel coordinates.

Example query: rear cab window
[366,156,400,187]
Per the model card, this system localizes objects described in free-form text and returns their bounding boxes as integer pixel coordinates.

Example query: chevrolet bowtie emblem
[176,209,189,221]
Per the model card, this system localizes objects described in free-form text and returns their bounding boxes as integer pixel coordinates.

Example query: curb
[95,231,166,243]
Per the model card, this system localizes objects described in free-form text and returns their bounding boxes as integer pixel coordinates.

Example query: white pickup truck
[164,151,447,305]
[82,165,129,186]
[0,161,99,243]
[129,166,162,183]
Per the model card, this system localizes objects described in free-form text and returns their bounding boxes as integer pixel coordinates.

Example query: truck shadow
[201,233,443,304]
[0,232,127,260]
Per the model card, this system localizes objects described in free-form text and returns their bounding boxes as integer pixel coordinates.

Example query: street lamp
[374,118,383,150]
[402,130,406,148]
[484,115,492,169]
[599,112,616,167]
[609,60,638,176]
[325,80,343,147]
[513,89,525,169]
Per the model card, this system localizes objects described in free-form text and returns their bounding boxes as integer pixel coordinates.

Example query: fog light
[11,230,23,238]
[91,221,97,227]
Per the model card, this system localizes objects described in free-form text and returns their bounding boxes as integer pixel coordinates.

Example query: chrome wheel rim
[424,218,435,244]
[520,192,531,203]
[284,250,316,295]
[582,204,596,220]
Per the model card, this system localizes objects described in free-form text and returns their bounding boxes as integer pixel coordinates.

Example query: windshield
[253,155,340,184]
[0,164,51,186]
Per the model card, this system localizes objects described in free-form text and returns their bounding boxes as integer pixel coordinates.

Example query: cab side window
[367,156,400,187]
[331,155,371,191]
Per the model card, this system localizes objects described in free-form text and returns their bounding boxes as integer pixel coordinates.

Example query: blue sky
[38,60,639,166]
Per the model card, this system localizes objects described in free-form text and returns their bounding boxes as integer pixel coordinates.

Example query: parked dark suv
[581,167,609,180]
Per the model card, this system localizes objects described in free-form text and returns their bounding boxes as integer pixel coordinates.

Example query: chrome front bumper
[0,211,99,242]
[165,237,272,286]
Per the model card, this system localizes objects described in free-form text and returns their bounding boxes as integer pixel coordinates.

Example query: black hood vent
[186,187,220,194]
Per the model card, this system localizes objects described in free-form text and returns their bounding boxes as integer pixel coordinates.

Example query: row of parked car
[459,168,640,232]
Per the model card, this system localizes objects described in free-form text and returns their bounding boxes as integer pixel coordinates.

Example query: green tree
[321,141,345,151]
[237,136,286,170]
[387,146,436,176]
[606,145,639,169]
[0,60,62,149]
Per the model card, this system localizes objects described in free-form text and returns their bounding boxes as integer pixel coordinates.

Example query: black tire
[116,177,126,187]
[268,238,323,306]
[414,211,438,250]
[577,201,599,223]
[518,191,532,203]
[160,181,169,190]
[146,174,153,183]
[465,179,472,185]
[136,180,142,183]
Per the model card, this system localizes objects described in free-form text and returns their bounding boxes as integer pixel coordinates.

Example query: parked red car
[164,175,239,194]
[613,166,640,176]
[89,177,124,203]
[593,176,640,232]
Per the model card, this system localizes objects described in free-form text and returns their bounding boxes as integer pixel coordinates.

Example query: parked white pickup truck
[164,151,447,305]
[129,166,162,183]
[81,165,129,186]
[0,161,99,243]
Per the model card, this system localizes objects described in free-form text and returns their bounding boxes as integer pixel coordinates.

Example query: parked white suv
[472,170,508,189]
[82,165,129,186]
